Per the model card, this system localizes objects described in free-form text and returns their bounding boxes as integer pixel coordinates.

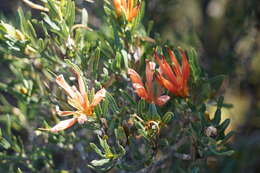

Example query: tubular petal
[71,85,85,107]
[57,110,77,117]
[180,49,190,87]
[133,83,148,99]
[56,75,76,98]
[122,0,127,9]
[168,48,181,76]
[145,61,156,100]
[156,74,178,95]
[155,53,178,87]
[76,71,86,98]
[155,95,170,106]
[91,88,107,107]
[128,68,144,86]
[113,0,122,15]
[50,118,77,133]
[128,5,139,21]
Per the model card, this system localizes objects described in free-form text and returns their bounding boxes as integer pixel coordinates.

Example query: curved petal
[90,88,106,107]
[68,97,82,110]
[156,74,178,95]
[133,83,148,100]
[121,0,127,9]
[72,85,84,107]
[179,48,190,87]
[113,0,123,15]
[155,95,170,106]
[56,75,75,98]
[57,110,77,117]
[168,48,181,77]
[145,61,156,100]
[75,71,86,98]
[50,118,77,133]
[128,3,140,21]
[154,52,178,86]
[128,68,144,86]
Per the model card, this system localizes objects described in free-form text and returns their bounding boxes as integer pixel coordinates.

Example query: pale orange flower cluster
[42,71,106,132]
[113,0,141,22]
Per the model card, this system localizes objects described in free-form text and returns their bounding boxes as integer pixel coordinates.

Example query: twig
[21,0,49,12]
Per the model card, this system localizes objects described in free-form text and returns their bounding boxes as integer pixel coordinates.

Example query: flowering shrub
[0,0,234,172]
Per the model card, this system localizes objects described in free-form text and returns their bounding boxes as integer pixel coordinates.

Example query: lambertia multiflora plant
[0,0,234,172]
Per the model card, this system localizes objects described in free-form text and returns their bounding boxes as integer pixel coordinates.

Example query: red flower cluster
[128,48,190,105]
[128,61,170,106]
[155,48,190,97]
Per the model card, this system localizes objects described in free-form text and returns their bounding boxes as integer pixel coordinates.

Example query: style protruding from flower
[113,0,141,22]
[155,48,190,97]
[42,71,106,133]
[128,61,170,106]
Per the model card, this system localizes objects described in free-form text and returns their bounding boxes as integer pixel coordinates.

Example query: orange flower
[113,0,141,22]
[128,61,170,106]
[43,72,106,133]
[155,48,190,97]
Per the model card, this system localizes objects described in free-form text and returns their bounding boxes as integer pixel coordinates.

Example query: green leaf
[17,168,23,173]
[209,146,234,156]
[218,119,230,133]
[115,51,121,69]
[90,143,105,157]
[17,8,28,35]
[209,75,226,93]
[0,137,11,149]
[212,108,221,125]
[64,59,82,75]
[188,48,201,82]
[106,93,119,114]
[42,13,60,31]
[217,96,224,108]
[90,159,110,167]
[132,1,145,29]
[98,136,112,155]
[121,49,129,69]
[47,0,60,18]
[148,104,160,120]
[65,0,75,27]
[220,130,235,144]
[162,112,174,124]
[137,99,146,115]
[119,89,135,104]
[114,127,127,142]
[81,8,89,26]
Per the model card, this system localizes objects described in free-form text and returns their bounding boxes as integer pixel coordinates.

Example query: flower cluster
[128,61,170,106]
[128,48,190,105]
[42,71,106,132]
[113,0,141,22]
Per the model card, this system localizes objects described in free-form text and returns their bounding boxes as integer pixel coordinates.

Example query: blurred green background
[1,0,260,172]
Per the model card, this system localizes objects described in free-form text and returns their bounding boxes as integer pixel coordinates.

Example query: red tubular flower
[113,0,141,22]
[128,61,170,106]
[41,71,106,133]
[155,48,190,97]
